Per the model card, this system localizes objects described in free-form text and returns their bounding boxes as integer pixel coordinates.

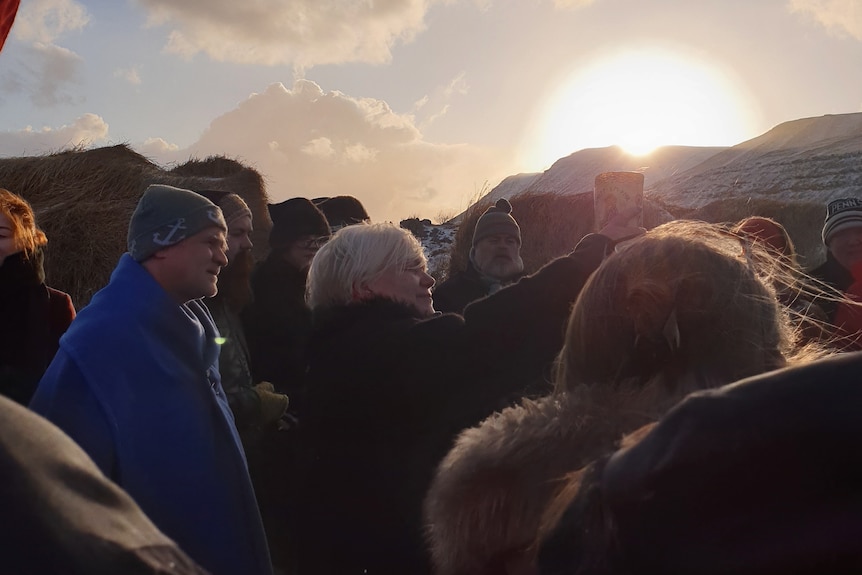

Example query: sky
[0,0,860,222]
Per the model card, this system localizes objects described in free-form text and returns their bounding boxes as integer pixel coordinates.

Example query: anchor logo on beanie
[152,218,188,246]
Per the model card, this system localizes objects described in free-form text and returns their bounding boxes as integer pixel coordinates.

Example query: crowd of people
[4,1,862,573]
[3,173,862,575]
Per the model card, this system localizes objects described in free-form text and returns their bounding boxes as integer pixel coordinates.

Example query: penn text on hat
[128,184,227,262]
[822,197,862,246]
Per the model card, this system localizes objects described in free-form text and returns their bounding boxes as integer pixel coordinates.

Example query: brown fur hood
[423,386,673,575]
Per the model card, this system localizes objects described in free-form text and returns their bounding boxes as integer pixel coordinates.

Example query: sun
[520,47,762,168]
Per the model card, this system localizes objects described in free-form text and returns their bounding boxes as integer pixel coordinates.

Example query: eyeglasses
[296,236,330,250]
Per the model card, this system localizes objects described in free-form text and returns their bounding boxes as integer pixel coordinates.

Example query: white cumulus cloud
[0,113,109,157]
[136,0,440,68]
[143,80,509,222]
[790,0,862,39]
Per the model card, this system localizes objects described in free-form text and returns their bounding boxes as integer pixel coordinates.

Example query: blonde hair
[556,220,825,397]
[0,188,47,258]
[307,222,426,310]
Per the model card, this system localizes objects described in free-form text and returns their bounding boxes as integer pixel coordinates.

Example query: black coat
[242,253,312,407]
[0,251,75,405]
[540,351,862,575]
[433,261,516,314]
[295,234,612,575]
[241,254,312,573]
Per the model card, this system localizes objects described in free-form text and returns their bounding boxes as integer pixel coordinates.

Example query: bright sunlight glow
[520,47,762,169]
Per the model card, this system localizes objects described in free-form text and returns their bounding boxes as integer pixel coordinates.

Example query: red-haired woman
[0,189,75,404]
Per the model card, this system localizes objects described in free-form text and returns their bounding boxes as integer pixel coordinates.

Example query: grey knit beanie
[128,184,227,262]
[472,198,521,247]
[195,190,252,226]
[822,197,862,246]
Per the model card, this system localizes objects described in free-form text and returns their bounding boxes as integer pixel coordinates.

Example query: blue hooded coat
[30,254,272,575]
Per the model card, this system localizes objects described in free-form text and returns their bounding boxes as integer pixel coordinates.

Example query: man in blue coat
[30,184,272,575]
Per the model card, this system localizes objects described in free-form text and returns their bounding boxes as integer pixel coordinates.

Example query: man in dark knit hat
[243,197,330,398]
[240,197,330,573]
[434,198,525,314]
[30,184,273,575]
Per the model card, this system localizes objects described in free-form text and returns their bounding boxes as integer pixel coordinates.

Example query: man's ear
[149,246,172,261]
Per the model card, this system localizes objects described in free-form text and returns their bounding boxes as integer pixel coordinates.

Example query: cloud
[789,0,862,39]
[0,113,109,156]
[4,0,88,107]
[2,42,83,106]
[145,80,509,222]
[114,67,142,85]
[137,0,439,68]
[139,137,179,157]
[13,0,89,43]
[301,137,335,159]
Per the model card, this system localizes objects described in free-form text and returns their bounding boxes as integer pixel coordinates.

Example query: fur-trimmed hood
[422,383,700,575]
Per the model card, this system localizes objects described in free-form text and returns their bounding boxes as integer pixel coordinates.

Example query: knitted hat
[472,198,521,247]
[315,195,370,230]
[822,197,862,245]
[128,184,226,262]
[268,197,330,248]
[195,190,252,225]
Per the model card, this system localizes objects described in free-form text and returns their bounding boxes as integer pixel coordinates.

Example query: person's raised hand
[599,206,645,244]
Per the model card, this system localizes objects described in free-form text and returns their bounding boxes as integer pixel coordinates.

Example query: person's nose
[242,235,253,250]
[421,271,435,289]
[215,247,228,267]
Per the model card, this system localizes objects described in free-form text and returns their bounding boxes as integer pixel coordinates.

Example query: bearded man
[434,198,525,314]
[196,190,288,444]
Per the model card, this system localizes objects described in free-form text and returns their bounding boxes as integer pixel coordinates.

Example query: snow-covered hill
[472,112,862,267]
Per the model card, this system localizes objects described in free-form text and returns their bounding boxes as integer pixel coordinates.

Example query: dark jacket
[243,253,312,408]
[205,296,261,432]
[433,260,524,314]
[242,253,313,574]
[0,251,75,405]
[0,394,210,575]
[540,351,862,575]
[295,234,613,575]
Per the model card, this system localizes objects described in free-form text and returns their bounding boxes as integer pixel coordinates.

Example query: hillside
[477,145,726,204]
[473,112,862,267]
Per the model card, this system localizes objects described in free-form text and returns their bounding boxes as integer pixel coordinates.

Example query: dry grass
[0,144,272,307]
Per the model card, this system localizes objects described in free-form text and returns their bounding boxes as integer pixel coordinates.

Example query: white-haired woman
[294,217,641,575]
